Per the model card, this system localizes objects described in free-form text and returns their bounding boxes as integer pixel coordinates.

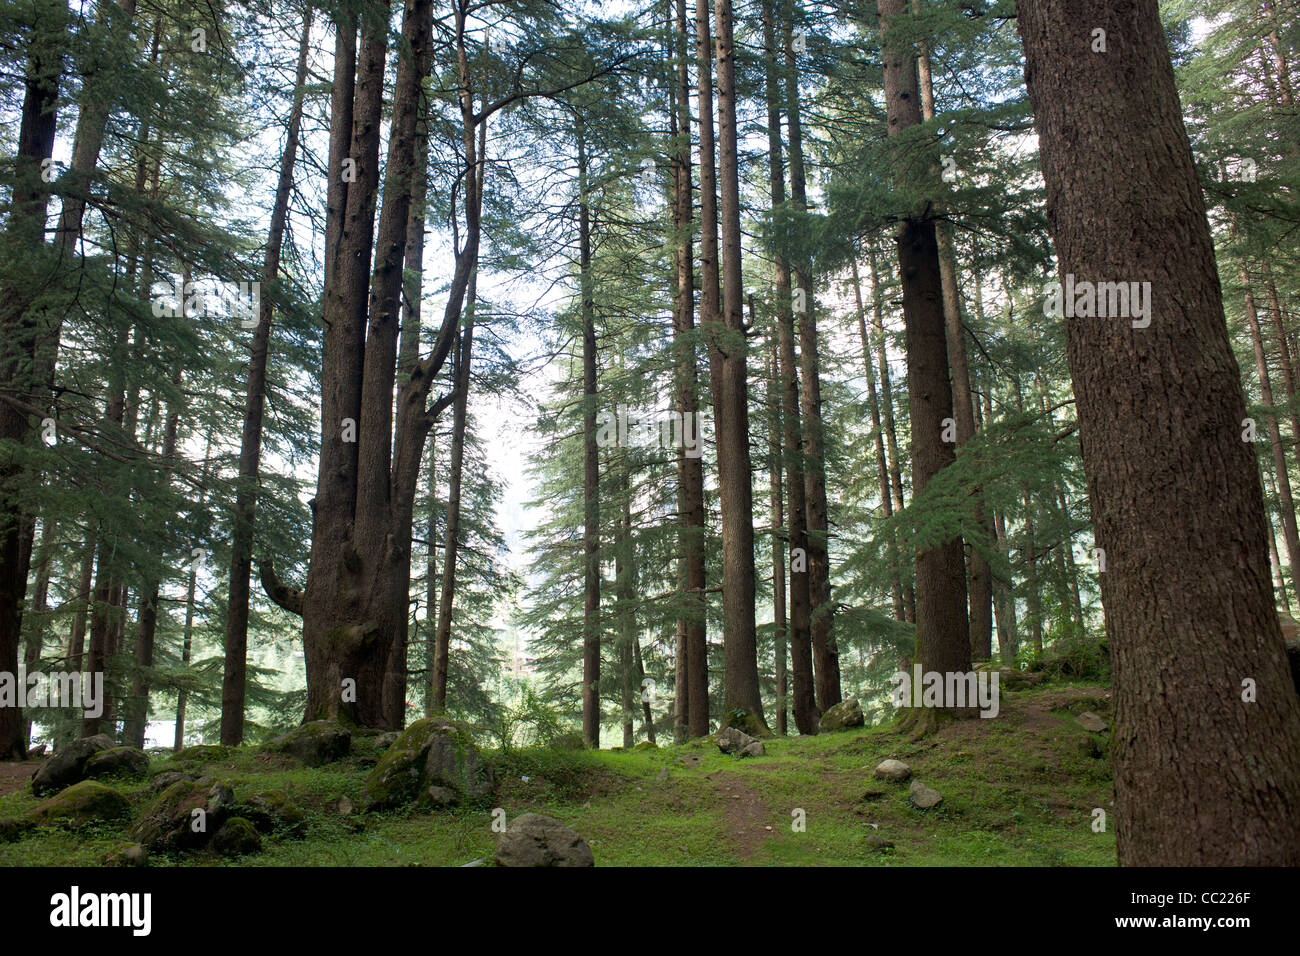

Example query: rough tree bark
[1018,0,1300,864]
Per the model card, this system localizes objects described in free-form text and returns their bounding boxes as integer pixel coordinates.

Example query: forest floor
[0,680,1117,866]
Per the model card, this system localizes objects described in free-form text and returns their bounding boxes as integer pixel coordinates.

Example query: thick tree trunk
[1018,0,1300,864]
[878,0,971,729]
[220,7,313,745]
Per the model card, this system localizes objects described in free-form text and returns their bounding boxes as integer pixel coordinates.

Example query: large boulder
[365,717,493,810]
[27,780,131,827]
[493,813,594,867]
[129,778,235,853]
[262,720,351,767]
[30,733,115,796]
[819,698,864,732]
[84,746,150,782]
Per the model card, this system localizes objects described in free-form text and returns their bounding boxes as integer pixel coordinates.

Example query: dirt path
[707,770,774,862]
[0,761,35,798]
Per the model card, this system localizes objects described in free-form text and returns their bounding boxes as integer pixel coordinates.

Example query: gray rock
[819,698,865,732]
[866,834,894,851]
[1077,711,1107,733]
[908,779,942,809]
[130,779,235,853]
[365,717,493,809]
[148,771,197,793]
[738,741,766,758]
[716,726,756,755]
[105,843,148,867]
[873,758,911,782]
[84,746,149,782]
[262,720,351,767]
[493,813,594,867]
[30,733,115,796]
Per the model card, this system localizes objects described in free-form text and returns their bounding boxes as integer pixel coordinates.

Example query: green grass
[0,680,1117,866]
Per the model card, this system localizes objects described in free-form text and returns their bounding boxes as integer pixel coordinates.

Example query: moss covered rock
[212,817,262,857]
[818,698,864,732]
[27,780,131,827]
[129,778,234,852]
[262,720,351,767]
[237,788,306,835]
[0,816,32,843]
[84,746,150,782]
[365,717,493,810]
[30,733,115,796]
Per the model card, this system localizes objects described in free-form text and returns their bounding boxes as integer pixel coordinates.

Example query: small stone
[738,740,765,758]
[908,779,942,809]
[874,758,911,782]
[337,795,354,815]
[866,834,894,851]
[1077,711,1107,733]
[105,843,148,867]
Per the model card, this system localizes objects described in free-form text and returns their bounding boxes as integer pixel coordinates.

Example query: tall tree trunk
[0,0,66,759]
[714,0,768,732]
[1018,0,1300,864]
[431,248,479,711]
[577,111,602,747]
[912,4,992,662]
[762,0,817,733]
[851,255,905,622]
[866,240,914,623]
[670,0,708,740]
[173,427,212,752]
[767,340,788,735]
[878,0,971,730]
[784,0,840,710]
[1243,267,1300,600]
[220,7,313,745]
